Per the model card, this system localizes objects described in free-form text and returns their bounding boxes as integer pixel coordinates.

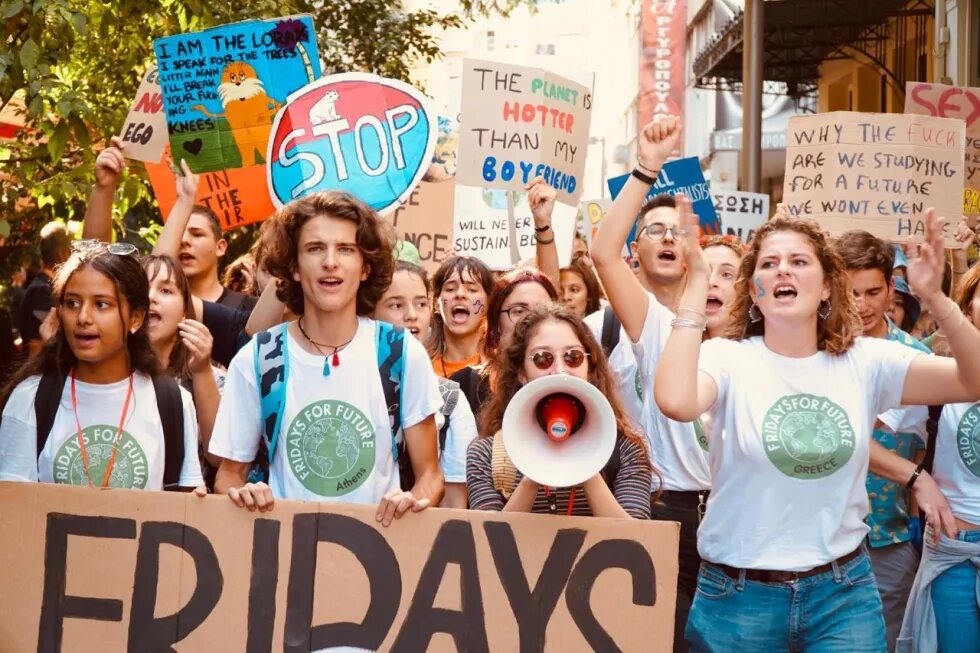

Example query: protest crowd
[3,12,980,653]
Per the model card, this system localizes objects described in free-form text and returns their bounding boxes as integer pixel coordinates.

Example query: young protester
[427,255,494,379]
[654,188,979,650]
[467,303,653,518]
[700,234,745,339]
[835,230,932,652]
[0,242,203,491]
[899,262,980,652]
[559,256,603,318]
[18,221,71,357]
[373,260,478,508]
[888,277,921,335]
[208,191,444,525]
[590,116,710,652]
[222,252,257,296]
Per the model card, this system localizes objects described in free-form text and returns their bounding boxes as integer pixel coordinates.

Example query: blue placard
[607,157,720,237]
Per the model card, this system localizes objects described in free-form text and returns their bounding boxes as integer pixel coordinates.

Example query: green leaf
[71,11,86,33]
[47,120,69,162]
[3,0,25,19]
[69,113,90,149]
[19,38,40,71]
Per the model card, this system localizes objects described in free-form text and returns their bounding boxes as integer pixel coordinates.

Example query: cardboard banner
[389,182,455,274]
[118,66,169,163]
[640,0,685,157]
[453,186,577,270]
[904,81,980,219]
[714,189,769,243]
[607,157,720,234]
[578,197,612,247]
[146,155,276,230]
[456,59,594,206]
[782,112,965,246]
[0,483,678,652]
[267,73,437,215]
[154,16,321,173]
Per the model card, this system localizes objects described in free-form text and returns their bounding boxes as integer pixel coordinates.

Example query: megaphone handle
[543,486,576,515]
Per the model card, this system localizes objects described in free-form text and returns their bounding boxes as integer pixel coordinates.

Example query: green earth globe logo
[780,412,839,464]
[302,418,361,480]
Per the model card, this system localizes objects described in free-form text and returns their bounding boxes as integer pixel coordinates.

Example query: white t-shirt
[631,296,711,491]
[209,318,442,504]
[934,401,980,524]
[435,377,478,484]
[584,307,645,432]
[0,373,203,490]
[697,336,921,570]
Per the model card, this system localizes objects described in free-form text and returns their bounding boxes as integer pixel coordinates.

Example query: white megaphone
[501,374,617,488]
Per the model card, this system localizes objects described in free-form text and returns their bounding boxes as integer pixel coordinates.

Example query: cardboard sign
[782,112,965,246]
[390,181,455,274]
[607,157,720,234]
[713,189,769,243]
[453,186,577,270]
[0,483,678,652]
[267,73,436,215]
[457,59,594,206]
[145,156,276,230]
[154,16,321,173]
[578,197,612,247]
[117,66,169,163]
[904,81,980,219]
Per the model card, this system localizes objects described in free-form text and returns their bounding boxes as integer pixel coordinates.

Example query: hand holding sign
[94,137,127,189]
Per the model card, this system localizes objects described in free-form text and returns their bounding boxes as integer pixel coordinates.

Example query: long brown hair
[478,303,656,476]
[425,255,494,358]
[725,216,862,355]
[142,254,194,380]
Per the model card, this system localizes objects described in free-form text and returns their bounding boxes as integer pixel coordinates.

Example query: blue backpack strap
[375,321,405,462]
[253,323,290,464]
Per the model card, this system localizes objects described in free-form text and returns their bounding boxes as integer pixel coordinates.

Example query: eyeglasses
[640,223,688,241]
[528,348,589,371]
[501,304,531,324]
[71,239,139,256]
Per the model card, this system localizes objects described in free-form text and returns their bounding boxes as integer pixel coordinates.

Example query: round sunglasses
[527,348,589,370]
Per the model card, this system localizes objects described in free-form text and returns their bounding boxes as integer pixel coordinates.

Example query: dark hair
[2,243,159,409]
[261,191,394,317]
[834,230,895,285]
[426,256,494,358]
[39,222,71,268]
[483,267,559,358]
[638,193,677,225]
[394,260,431,295]
[477,303,657,478]
[142,254,194,380]
[190,205,223,241]
[222,253,256,295]
[560,257,602,315]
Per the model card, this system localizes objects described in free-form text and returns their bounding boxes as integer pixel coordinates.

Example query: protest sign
[390,182,455,274]
[453,186,577,270]
[607,157,720,234]
[117,66,169,163]
[267,73,437,215]
[154,16,320,173]
[782,112,964,246]
[578,197,611,248]
[0,482,679,652]
[714,189,769,243]
[456,59,594,206]
[145,155,275,230]
[904,81,980,219]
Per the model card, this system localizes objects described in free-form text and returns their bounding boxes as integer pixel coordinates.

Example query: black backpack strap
[35,372,66,461]
[922,405,943,474]
[153,375,186,490]
[602,438,622,489]
[600,305,621,357]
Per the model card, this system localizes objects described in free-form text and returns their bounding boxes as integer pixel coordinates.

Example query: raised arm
[591,115,679,342]
[152,159,199,258]
[81,137,126,241]
[902,210,980,406]
[527,177,560,288]
[951,217,976,295]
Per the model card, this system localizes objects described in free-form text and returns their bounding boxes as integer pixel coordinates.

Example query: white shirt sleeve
[861,337,923,417]
[629,293,666,366]
[440,385,478,483]
[208,341,263,463]
[176,386,204,488]
[697,337,735,398]
[0,377,41,482]
[400,336,444,429]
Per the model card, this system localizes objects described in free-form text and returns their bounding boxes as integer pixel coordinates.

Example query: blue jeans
[932,529,980,653]
[686,550,886,652]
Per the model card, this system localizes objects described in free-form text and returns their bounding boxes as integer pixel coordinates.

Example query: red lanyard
[544,486,577,515]
[70,370,134,489]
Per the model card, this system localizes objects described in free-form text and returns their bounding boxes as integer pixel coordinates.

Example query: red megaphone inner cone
[535,393,587,443]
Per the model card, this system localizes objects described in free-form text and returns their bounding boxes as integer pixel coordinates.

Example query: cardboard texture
[145,155,276,230]
[456,59,594,206]
[0,482,679,652]
[389,181,456,275]
[117,66,169,163]
[153,15,321,174]
[904,81,980,219]
[782,111,965,246]
[713,189,769,243]
[267,73,437,216]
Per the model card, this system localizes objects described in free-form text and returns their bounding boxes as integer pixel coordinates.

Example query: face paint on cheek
[472,299,486,315]
[755,276,765,298]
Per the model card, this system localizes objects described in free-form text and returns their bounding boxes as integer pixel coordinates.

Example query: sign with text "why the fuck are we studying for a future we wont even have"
[782,111,965,247]
[153,16,320,174]
[457,60,594,206]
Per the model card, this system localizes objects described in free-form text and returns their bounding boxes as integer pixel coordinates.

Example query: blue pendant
[322,357,331,377]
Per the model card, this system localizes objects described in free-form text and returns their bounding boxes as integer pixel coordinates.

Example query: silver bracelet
[670,317,706,331]
[677,307,707,320]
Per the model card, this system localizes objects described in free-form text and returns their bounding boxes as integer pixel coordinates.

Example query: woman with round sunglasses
[467,303,654,518]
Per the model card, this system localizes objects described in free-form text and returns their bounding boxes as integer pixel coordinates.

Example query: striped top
[466,436,652,519]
